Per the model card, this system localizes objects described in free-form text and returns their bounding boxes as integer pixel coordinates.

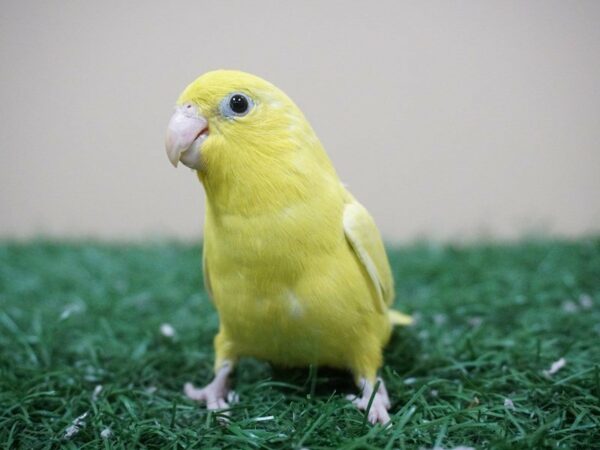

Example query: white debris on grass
[227,390,240,404]
[579,294,593,309]
[430,389,439,397]
[100,427,112,439]
[160,323,176,338]
[561,300,578,313]
[404,377,418,385]
[543,357,567,377]
[63,412,88,439]
[145,386,157,395]
[425,446,475,450]
[249,416,275,422]
[92,385,103,401]
[60,303,85,321]
[504,398,515,410]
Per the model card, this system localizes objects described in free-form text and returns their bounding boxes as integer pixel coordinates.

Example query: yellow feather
[177,70,411,384]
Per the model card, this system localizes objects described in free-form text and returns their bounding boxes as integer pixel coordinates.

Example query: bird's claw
[184,378,238,424]
[184,361,236,420]
[347,377,392,425]
[376,377,391,409]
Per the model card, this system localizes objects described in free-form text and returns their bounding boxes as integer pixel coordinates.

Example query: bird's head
[165,70,337,212]
[166,70,315,169]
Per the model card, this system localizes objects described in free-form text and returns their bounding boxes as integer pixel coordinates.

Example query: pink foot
[184,362,235,413]
[347,378,391,425]
[376,377,391,409]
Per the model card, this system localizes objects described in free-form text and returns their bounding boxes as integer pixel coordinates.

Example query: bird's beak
[165,103,209,169]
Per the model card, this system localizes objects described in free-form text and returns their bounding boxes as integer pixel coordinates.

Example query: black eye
[221,92,254,118]
[229,94,249,114]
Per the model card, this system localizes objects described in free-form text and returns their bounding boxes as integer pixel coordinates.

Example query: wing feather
[343,200,395,314]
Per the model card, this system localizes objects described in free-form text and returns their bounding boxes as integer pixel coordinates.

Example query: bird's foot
[184,362,235,415]
[347,377,391,425]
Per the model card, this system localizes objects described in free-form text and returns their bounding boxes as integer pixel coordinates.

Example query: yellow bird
[165,70,411,424]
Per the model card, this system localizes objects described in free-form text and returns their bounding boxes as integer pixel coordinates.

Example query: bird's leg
[184,360,235,411]
[347,376,391,425]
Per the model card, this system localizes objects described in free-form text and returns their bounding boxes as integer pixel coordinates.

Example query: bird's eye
[230,94,248,113]
[221,93,254,118]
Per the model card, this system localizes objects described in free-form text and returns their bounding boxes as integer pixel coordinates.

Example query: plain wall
[1,0,599,242]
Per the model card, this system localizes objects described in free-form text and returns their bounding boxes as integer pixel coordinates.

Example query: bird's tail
[388,309,413,326]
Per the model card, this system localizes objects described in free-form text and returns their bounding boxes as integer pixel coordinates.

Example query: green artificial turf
[1,238,599,449]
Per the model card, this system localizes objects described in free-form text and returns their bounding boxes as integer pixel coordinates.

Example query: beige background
[1,1,599,242]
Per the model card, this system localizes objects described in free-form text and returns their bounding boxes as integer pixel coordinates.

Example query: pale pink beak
[165,103,208,169]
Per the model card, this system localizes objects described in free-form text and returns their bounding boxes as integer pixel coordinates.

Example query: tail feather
[388,309,413,326]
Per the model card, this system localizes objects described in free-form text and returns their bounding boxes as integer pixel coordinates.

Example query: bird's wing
[343,200,394,314]
[202,247,214,302]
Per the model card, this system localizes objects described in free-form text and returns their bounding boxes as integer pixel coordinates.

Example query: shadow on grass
[221,325,421,404]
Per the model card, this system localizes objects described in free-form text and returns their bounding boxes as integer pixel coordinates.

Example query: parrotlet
[165,70,412,424]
